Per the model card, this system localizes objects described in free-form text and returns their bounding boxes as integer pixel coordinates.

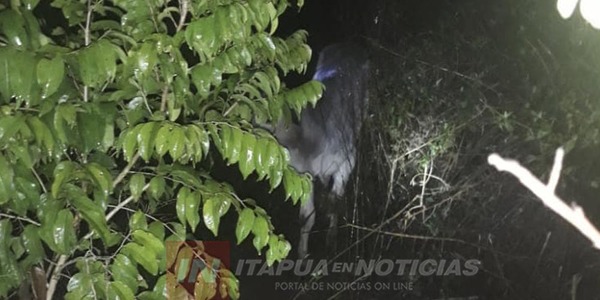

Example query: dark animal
[273,43,369,258]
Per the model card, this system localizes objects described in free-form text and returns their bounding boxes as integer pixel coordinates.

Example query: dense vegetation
[301,0,600,299]
[0,0,320,298]
[2,0,600,299]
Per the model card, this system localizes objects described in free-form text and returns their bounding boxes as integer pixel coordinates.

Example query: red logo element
[166,240,237,299]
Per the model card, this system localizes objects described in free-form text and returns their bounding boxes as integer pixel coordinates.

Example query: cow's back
[297,43,369,195]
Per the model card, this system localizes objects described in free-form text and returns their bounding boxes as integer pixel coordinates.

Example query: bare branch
[488,149,600,249]
[83,0,93,103]
[112,152,140,188]
[46,183,150,300]
[177,0,189,32]
[46,255,68,300]
[547,147,564,191]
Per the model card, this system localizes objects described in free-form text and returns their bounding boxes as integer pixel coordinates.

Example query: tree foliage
[0,0,320,298]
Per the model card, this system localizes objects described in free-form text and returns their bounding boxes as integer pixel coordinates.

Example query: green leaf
[248,0,271,32]
[148,176,165,200]
[65,273,93,300]
[238,132,257,179]
[20,225,44,267]
[219,125,232,161]
[0,114,24,145]
[122,125,141,162]
[148,221,165,242]
[195,125,211,158]
[79,109,108,153]
[129,173,145,201]
[184,125,203,162]
[266,141,283,189]
[50,209,77,254]
[85,162,113,200]
[176,187,191,227]
[185,17,217,61]
[202,197,220,236]
[131,42,158,80]
[27,116,56,157]
[0,156,15,205]
[78,39,119,87]
[168,126,186,161]
[69,187,114,244]
[228,127,243,165]
[51,0,86,25]
[278,239,291,260]
[154,123,172,157]
[185,191,202,231]
[53,104,83,148]
[0,47,36,104]
[266,234,278,266]
[15,167,40,204]
[51,161,77,199]
[10,145,34,169]
[108,281,136,300]
[110,254,139,294]
[207,123,222,152]
[131,229,165,257]
[0,220,20,295]
[37,56,65,99]
[170,165,203,188]
[129,210,148,231]
[285,80,324,113]
[217,194,231,217]
[0,10,30,48]
[101,110,116,150]
[190,63,222,98]
[122,242,158,275]
[235,208,255,245]
[282,167,296,201]
[251,215,269,253]
[138,122,158,161]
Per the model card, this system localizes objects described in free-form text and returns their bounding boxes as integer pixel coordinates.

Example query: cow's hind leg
[326,202,338,253]
[298,192,316,259]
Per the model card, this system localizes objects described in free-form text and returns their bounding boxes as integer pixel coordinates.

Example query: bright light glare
[580,0,600,29]
[557,0,578,18]
[557,0,600,29]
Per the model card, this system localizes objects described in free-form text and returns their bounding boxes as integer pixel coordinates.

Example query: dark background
[12,0,600,299]
[232,0,600,299]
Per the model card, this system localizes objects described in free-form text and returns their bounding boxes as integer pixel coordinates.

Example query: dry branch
[487,148,600,249]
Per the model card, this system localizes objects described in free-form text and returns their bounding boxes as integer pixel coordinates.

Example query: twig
[0,213,40,226]
[488,147,600,249]
[46,183,150,299]
[101,183,151,234]
[46,255,68,300]
[83,0,93,103]
[346,223,479,247]
[547,147,564,191]
[177,0,189,32]
[31,167,48,194]
[159,85,169,113]
[112,152,140,188]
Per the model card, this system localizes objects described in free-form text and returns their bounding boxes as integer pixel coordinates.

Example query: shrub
[0,0,319,298]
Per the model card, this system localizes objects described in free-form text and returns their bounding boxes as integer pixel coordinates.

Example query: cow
[273,43,370,258]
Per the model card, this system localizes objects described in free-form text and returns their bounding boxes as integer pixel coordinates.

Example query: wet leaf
[129,173,145,201]
[235,208,255,245]
[238,132,256,179]
[78,39,119,87]
[138,122,158,161]
[251,215,269,253]
[202,197,220,236]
